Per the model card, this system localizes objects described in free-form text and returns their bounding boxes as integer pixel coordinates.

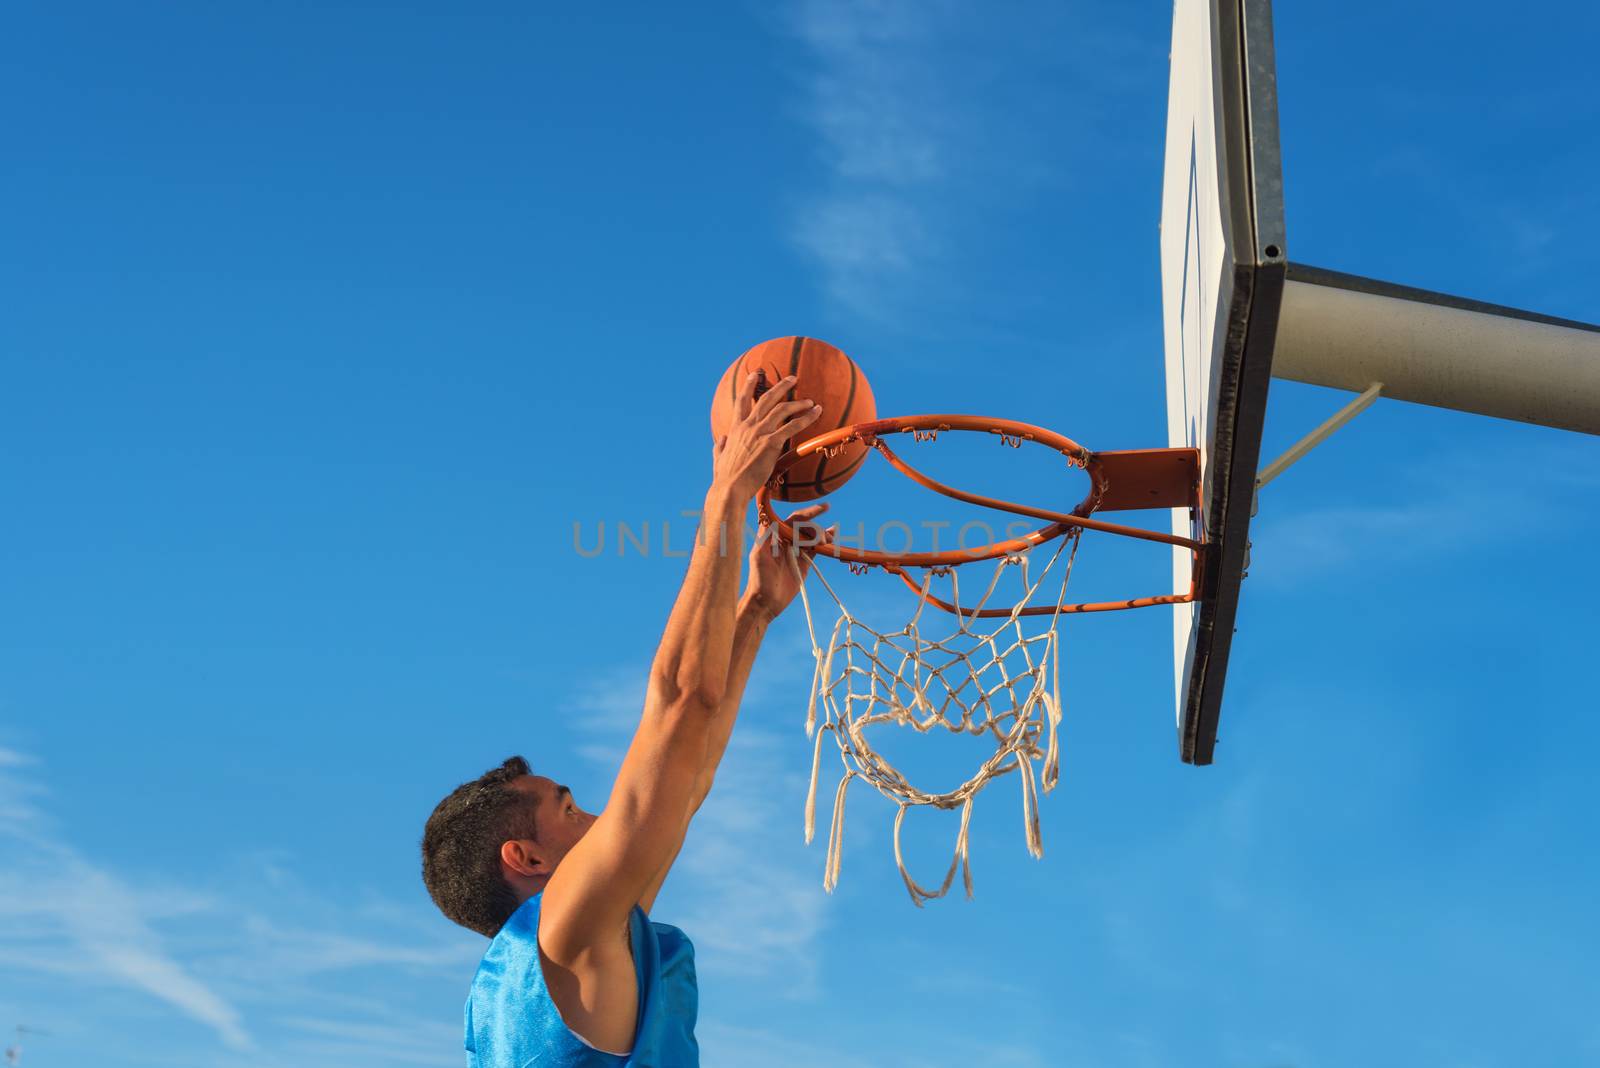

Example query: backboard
[1160,0,1286,764]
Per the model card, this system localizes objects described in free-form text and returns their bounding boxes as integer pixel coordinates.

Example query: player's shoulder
[539,877,634,966]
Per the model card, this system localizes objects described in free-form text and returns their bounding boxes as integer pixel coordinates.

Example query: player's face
[523,775,596,863]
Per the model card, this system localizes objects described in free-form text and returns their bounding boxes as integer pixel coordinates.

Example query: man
[422,372,826,1066]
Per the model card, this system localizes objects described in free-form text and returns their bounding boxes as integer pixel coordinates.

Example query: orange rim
[756,414,1206,617]
[758,414,1201,564]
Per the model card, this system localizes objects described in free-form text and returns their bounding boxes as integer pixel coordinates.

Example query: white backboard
[1159,0,1286,764]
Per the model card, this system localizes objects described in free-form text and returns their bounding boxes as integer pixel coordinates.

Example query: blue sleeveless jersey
[464,893,699,1068]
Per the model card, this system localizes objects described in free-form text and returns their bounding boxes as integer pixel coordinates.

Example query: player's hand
[711,372,823,504]
[745,504,834,621]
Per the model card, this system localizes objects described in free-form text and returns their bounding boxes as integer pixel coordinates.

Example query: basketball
[710,336,877,502]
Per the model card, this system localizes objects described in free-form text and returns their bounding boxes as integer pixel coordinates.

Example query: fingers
[778,405,825,445]
[754,504,829,558]
[735,370,761,422]
[794,523,839,577]
[735,373,821,441]
[785,503,829,544]
[786,505,831,553]
[718,372,829,502]
[736,372,810,431]
[756,398,822,436]
[784,502,830,523]
[750,374,798,420]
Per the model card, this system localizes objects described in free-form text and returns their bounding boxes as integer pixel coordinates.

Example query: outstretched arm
[635,597,771,915]
[691,505,828,809]
[635,510,827,913]
[636,507,830,913]
[540,373,820,960]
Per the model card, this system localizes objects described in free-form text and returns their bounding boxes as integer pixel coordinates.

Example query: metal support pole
[1272,265,1600,435]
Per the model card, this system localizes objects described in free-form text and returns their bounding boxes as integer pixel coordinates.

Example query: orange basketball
[711,336,876,502]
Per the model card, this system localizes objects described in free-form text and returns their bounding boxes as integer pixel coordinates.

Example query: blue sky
[4,1,1598,1065]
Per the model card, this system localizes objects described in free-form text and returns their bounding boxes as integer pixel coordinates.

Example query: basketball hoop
[756,415,1203,904]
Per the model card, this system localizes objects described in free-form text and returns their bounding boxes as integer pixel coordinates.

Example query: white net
[795,528,1083,905]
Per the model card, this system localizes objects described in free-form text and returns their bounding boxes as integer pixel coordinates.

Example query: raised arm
[636,505,830,913]
[540,373,820,959]
[695,505,830,806]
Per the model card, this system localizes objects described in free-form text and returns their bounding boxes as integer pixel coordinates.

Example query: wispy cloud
[791,0,949,185]
[1249,498,1472,580]
[777,3,1153,333]
[571,674,648,769]
[0,757,252,1050]
[0,745,35,768]
[227,914,474,977]
[0,750,479,1063]
[269,1016,464,1068]
[783,0,952,321]
[788,194,932,320]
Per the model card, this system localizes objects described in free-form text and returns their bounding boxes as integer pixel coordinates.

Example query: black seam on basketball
[801,446,867,495]
[809,355,857,491]
[787,337,804,400]
[839,357,860,425]
[729,353,747,409]
[822,448,867,483]
[778,336,805,455]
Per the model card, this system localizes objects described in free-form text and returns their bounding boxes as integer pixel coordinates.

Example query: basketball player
[422,372,825,1066]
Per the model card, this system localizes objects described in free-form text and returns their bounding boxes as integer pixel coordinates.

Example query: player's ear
[500,838,550,878]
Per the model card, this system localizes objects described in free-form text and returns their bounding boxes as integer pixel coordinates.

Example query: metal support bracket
[1251,382,1383,516]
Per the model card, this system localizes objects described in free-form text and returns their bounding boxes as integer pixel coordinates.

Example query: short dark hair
[421,756,541,937]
